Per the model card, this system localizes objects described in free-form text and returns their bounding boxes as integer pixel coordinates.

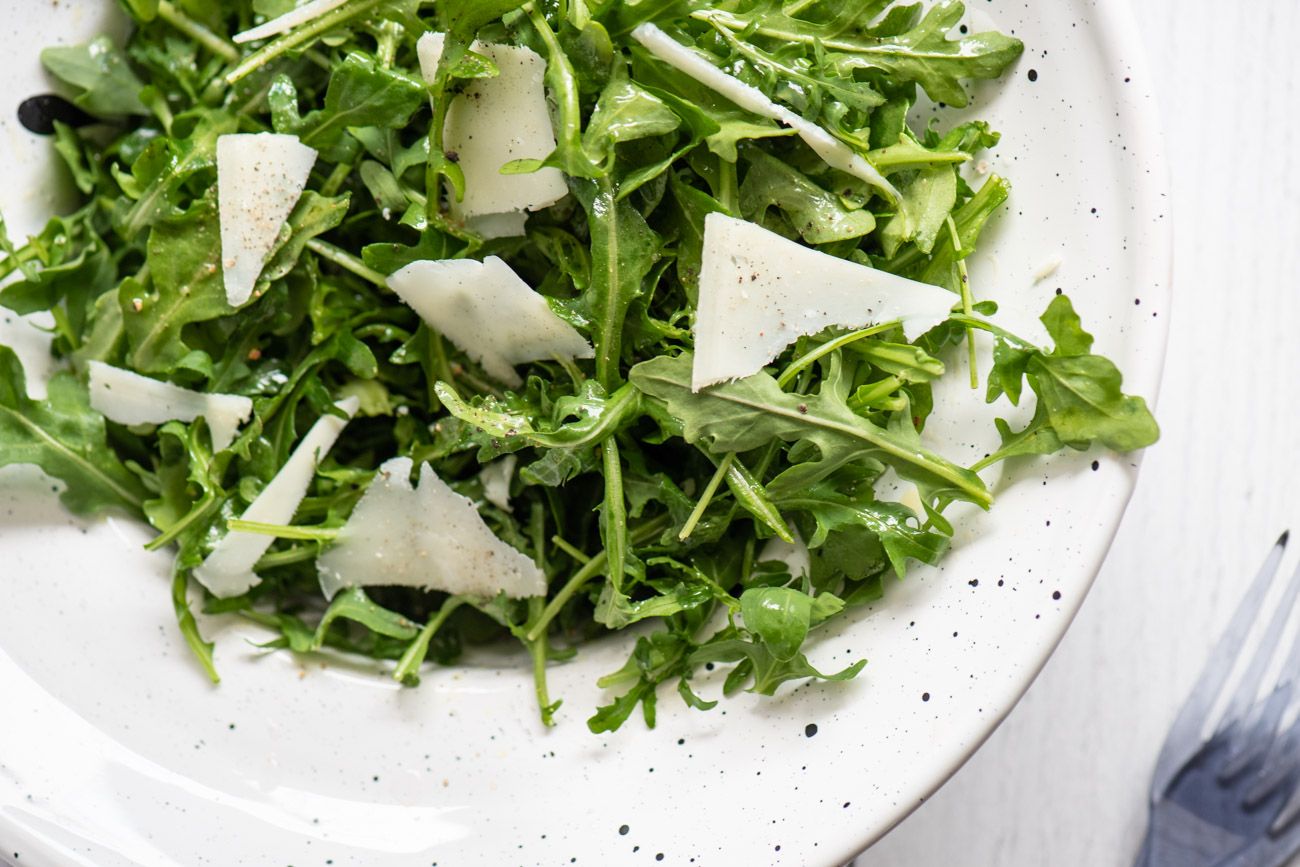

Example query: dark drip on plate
[18,94,97,135]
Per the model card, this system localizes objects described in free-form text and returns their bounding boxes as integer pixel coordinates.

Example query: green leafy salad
[0,0,1158,732]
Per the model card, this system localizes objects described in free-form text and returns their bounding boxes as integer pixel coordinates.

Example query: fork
[1135,532,1300,867]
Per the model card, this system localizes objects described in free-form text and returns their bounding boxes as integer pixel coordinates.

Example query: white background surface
[861,0,1300,864]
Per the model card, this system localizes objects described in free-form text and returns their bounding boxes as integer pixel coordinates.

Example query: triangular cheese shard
[194,397,359,598]
[317,457,546,601]
[693,213,956,391]
[87,361,252,451]
[416,33,567,235]
[387,256,593,388]
[217,133,317,307]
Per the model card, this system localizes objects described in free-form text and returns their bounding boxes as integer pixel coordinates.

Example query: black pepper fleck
[1028,69,1039,82]
[922,692,931,702]
[805,723,818,738]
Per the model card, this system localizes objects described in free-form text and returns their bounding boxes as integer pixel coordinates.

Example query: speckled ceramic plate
[0,1,1169,865]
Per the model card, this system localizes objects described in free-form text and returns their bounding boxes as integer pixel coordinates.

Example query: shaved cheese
[232,0,349,44]
[631,23,898,200]
[416,33,567,236]
[87,361,252,452]
[387,256,593,388]
[317,457,546,601]
[194,397,359,599]
[693,213,956,391]
[217,133,317,307]
[479,455,517,513]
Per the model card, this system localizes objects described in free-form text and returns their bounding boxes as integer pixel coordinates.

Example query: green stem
[226,519,340,541]
[225,0,385,84]
[524,2,596,178]
[320,161,354,197]
[306,238,388,287]
[158,1,240,63]
[680,452,734,541]
[551,535,592,564]
[525,514,670,642]
[254,545,320,570]
[602,438,628,591]
[717,157,739,214]
[526,596,558,725]
[948,215,979,389]
[392,595,469,683]
[145,493,219,551]
[777,322,898,389]
[376,19,401,68]
[48,306,79,351]
[524,552,608,642]
[847,375,903,411]
[172,563,220,683]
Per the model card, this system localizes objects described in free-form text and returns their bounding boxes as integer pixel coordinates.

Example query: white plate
[0,1,1170,865]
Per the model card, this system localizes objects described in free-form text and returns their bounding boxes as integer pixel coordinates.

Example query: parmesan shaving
[479,455,518,513]
[416,33,567,236]
[232,0,350,44]
[217,133,317,307]
[317,457,546,601]
[387,256,593,388]
[87,361,252,452]
[194,397,359,599]
[630,23,898,201]
[693,213,957,391]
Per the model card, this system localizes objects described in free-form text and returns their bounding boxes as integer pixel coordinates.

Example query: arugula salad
[0,0,1158,732]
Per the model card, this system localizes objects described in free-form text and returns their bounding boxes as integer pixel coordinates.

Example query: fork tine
[1216,558,1300,741]
[1150,531,1289,798]
[1244,721,1300,809]
[1219,683,1292,782]
[1222,560,1300,781]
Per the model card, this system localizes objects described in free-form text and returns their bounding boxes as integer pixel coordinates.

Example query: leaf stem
[172,562,220,683]
[524,550,609,642]
[776,323,897,389]
[680,452,734,540]
[320,161,354,197]
[158,1,240,63]
[226,519,340,541]
[225,0,385,84]
[525,514,670,642]
[145,493,220,551]
[948,215,979,389]
[602,438,628,591]
[551,534,592,564]
[392,595,469,683]
[306,238,389,287]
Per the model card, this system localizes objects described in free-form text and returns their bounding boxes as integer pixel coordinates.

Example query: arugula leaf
[630,352,991,507]
[270,53,426,163]
[1028,296,1160,451]
[42,37,150,117]
[0,347,146,514]
[691,634,866,696]
[775,466,948,578]
[739,146,876,244]
[567,177,663,389]
[698,0,1024,108]
[121,193,231,375]
[115,109,238,240]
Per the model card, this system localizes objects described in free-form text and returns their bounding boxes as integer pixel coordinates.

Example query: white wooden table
[860,0,1300,863]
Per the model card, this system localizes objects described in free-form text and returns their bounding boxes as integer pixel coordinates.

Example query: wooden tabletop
[860,0,1300,863]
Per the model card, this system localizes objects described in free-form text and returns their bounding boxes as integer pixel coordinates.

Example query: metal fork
[1136,532,1300,867]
